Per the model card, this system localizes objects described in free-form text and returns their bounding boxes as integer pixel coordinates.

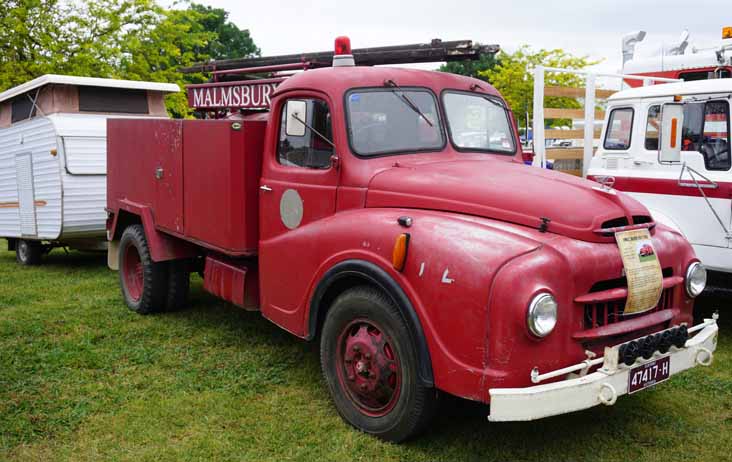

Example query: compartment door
[15,153,37,236]
[153,121,184,234]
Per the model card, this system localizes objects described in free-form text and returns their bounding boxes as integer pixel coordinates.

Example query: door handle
[260,185,273,192]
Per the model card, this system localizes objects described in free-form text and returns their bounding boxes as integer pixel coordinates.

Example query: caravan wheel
[16,240,42,266]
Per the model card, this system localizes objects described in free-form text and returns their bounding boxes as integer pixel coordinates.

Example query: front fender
[278,208,542,401]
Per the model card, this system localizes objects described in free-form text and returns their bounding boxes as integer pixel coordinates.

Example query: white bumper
[488,318,719,422]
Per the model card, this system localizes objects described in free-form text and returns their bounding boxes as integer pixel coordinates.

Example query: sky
[193,0,730,90]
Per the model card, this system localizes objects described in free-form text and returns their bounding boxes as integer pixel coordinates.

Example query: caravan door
[15,153,37,237]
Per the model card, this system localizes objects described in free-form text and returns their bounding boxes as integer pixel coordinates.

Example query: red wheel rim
[122,243,144,302]
[335,319,402,417]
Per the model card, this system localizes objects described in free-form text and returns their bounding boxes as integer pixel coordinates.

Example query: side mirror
[285,100,307,137]
[659,103,684,163]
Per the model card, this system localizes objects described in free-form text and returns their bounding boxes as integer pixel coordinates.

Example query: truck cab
[106,39,719,441]
[588,79,732,282]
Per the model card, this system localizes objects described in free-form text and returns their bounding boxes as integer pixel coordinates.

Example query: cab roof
[609,79,732,101]
[0,74,180,104]
[273,66,502,100]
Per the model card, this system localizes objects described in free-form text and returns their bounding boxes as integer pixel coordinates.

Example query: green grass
[0,238,730,461]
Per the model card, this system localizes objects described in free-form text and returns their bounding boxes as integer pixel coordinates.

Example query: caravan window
[11,96,36,123]
[682,101,730,171]
[78,87,149,114]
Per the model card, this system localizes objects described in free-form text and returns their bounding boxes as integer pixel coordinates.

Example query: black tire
[118,225,168,314]
[16,239,42,266]
[166,259,190,311]
[320,286,437,442]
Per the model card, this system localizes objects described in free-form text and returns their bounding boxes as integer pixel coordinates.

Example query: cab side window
[682,101,730,171]
[604,108,634,150]
[644,105,660,150]
[278,98,333,169]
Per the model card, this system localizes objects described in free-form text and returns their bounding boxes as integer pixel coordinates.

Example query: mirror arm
[291,112,335,149]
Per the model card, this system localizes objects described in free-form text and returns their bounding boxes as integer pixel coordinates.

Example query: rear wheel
[16,239,42,266]
[320,286,437,442]
[119,225,167,314]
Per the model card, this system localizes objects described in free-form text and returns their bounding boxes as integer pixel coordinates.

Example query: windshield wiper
[384,79,434,127]
[479,94,510,113]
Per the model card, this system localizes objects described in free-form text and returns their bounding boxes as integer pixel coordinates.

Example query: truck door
[258,94,339,332]
[677,100,732,249]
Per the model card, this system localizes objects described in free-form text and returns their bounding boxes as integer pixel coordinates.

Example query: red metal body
[107,66,698,403]
[624,66,732,87]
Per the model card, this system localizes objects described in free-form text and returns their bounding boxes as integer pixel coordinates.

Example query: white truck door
[675,100,731,250]
[15,153,37,236]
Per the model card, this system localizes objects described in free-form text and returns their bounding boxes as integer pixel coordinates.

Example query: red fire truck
[105,38,718,441]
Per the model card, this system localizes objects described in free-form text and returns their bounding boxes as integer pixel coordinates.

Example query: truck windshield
[442,91,515,153]
[346,89,444,156]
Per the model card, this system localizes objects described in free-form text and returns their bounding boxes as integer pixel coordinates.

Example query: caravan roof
[0,74,179,103]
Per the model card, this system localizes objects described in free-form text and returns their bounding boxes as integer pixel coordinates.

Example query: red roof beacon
[333,36,354,67]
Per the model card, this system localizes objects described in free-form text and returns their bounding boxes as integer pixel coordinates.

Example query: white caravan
[587,79,732,286]
[0,75,178,264]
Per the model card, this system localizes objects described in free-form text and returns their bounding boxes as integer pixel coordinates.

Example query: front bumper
[488,317,719,422]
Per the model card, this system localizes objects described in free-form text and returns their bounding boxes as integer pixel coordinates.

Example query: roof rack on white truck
[0,74,179,265]
[586,78,732,285]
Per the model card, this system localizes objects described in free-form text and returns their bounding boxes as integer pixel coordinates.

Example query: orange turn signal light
[392,233,410,272]
[673,95,682,102]
[670,118,678,148]
[723,26,732,39]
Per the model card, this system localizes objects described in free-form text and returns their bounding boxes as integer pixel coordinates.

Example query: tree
[190,3,259,60]
[481,46,600,128]
[0,0,160,89]
[439,48,498,80]
[121,5,216,117]
[0,0,259,117]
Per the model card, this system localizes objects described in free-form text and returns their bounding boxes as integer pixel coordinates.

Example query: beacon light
[333,36,355,67]
[335,36,352,55]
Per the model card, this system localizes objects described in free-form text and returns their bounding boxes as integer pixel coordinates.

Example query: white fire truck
[587,79,732,288]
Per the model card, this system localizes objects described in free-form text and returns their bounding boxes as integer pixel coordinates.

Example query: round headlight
[527,293,558,338]
[685,262,707,298]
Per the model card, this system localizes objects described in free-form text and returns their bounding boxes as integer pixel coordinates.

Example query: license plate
[628,356,670,394]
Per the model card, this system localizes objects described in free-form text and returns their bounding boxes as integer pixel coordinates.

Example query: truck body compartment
[107,118,266,255]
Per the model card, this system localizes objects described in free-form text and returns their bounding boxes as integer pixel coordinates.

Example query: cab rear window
[604,107,634,150]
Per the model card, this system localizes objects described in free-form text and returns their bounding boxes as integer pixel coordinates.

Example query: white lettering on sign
[188,82,279,109]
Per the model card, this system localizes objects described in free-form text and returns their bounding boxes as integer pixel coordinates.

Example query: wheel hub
[338,320,401,416]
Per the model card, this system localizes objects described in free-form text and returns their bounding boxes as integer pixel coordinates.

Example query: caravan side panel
[0,117,62,240]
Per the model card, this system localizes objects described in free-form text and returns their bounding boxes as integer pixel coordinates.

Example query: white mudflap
[15,153,37,237]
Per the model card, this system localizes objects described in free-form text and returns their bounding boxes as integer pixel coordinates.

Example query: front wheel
[320,286,437,442]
